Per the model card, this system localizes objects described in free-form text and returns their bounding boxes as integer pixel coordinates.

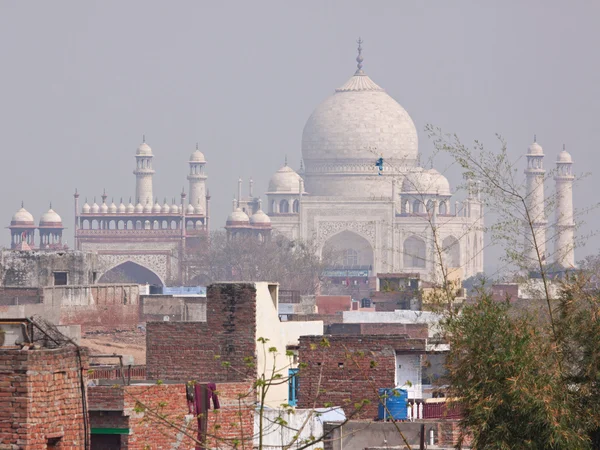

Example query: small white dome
[135,203,144,214]
[127,202,135,214]
[39,208,62,227]
[136,142,153,156]
[91,202,100,213]
[190,149,206,163]
[402,169,451,196]
[250,209,271,225]
[267,165,303,193]
[227,208,250,224]
[11,207,34,225]
[170,203,179,214]
[100,202,109,214]
[153,201,162,213]
[118,202,127,214]
[528,141,544,156]
[108,202,117,214]
[143,201,152,213]
[82,203,91,214]
[162,202,170,214]
[186,204,195,215]
[557,149,573,163]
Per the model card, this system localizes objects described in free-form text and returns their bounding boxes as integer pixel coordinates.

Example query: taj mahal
[226,41,484,281]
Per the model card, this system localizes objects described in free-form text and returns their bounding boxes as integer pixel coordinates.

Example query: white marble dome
[118,202,127,214]
[267,165,303,193]
[557,149,573,163]
[39,208,62,226]
[190,149,206,163]
[82,202,91,214]
[250,209,271,225]
[302,72,418,167]
[136,142,153,156]
[91,202,100,214]
[134,202,144,214]
[11,207,34,225]
[109,202,117,214]
[126,202,135,214]
[226,208,250,224]
[402,169,451,196]
[528,141,544,156]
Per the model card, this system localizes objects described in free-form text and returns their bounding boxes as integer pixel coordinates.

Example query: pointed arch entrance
[322,230,374,268]
[98,261,164,286]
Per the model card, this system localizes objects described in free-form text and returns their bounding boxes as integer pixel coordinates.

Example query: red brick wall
[316,296,352,314]
[88,381,254,450]
[146,283,257,382]
[297,335,426,419]
[0,346,89,449]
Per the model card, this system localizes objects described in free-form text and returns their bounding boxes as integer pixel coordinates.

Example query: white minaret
[133,137,155,206]
[554,145,575,268]
[524,137,547,267]
[188,144,207,214]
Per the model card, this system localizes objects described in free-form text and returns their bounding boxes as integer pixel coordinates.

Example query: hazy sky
[1,1,598,272]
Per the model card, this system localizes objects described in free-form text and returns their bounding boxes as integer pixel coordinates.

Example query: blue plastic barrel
[378,388,408,421]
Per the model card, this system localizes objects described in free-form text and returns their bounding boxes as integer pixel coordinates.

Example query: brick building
[297,334,426,419]
[0,324,89,450]
[146,282,323,407]
[88,381,254,450]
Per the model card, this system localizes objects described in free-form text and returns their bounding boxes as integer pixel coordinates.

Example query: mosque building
[72,139,210,285]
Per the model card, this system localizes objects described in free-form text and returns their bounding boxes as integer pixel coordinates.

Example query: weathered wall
[140,294,207,322]
[298,335,425,419]
[0,285,140,332]
[47,284,140,332]
[0,287,41,305]
[327,322,429,339]
[0,303,61,324]
[88,381,254,450]
[0,250,99,287]
[0,346,89,449]
[146,283,257,383]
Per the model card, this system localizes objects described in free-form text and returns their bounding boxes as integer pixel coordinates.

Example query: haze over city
[1,1,598,273]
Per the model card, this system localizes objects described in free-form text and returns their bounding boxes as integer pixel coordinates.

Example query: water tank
[378,388,408,421]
